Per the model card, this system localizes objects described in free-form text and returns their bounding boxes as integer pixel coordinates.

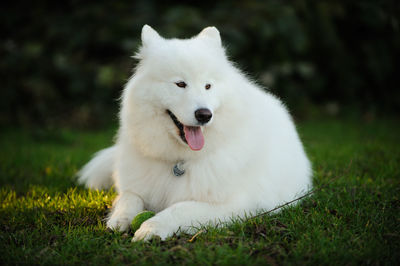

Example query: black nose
[195,108,212,124]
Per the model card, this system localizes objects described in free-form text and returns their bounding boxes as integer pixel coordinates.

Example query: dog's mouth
[166,110,204,151]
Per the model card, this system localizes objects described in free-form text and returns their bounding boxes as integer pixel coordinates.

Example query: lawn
[0,118,399,265]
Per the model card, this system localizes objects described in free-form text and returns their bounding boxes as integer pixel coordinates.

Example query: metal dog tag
[173,161,185,176]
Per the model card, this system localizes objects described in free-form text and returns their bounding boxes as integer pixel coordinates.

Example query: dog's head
[123,25,234,154]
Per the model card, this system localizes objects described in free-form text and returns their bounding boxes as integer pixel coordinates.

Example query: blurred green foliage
[1,0,399,126]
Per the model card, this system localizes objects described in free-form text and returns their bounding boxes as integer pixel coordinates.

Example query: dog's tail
[77,146,116,190]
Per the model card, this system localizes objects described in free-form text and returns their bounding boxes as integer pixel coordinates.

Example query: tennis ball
[130,211,155,232]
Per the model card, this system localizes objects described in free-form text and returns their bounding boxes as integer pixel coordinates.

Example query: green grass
[1,118,399,265]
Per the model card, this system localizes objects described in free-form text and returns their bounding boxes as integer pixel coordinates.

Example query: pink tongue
[184,126,204,151]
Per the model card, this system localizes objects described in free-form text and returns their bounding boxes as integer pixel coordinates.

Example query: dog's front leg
[107,191,144,232]
[132,201,246,241]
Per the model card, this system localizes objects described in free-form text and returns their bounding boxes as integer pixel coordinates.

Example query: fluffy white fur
[78,25,312,241]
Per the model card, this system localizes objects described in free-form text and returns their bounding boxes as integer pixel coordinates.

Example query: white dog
[78,25,312,241]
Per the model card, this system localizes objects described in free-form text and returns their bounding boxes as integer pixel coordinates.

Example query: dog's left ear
[198,26,221,46]
[141,25,162,47]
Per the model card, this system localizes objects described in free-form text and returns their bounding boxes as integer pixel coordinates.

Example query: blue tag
[173,162,185,176]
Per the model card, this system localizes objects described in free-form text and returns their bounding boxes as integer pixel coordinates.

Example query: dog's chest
[133,161,230,212]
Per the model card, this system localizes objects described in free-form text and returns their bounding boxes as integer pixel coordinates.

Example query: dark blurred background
[1,0,399,128]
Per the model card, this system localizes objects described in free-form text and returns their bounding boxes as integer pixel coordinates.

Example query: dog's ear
[141,25,161,46]
[198,26,221,46]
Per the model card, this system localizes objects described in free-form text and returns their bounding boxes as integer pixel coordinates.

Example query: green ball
[130,211,155,233]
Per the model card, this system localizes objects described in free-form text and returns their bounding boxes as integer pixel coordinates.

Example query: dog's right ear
[141,25,161,47]
[198,26,221,47]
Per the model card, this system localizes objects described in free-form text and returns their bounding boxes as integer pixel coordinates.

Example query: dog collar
[173,161,185,176]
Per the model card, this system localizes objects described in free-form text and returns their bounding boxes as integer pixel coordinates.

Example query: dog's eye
[205,84,211,90]
[175,81,187,88]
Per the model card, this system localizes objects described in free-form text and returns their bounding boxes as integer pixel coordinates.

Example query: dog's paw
[106,215,131,232]
[132,219,175,242]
